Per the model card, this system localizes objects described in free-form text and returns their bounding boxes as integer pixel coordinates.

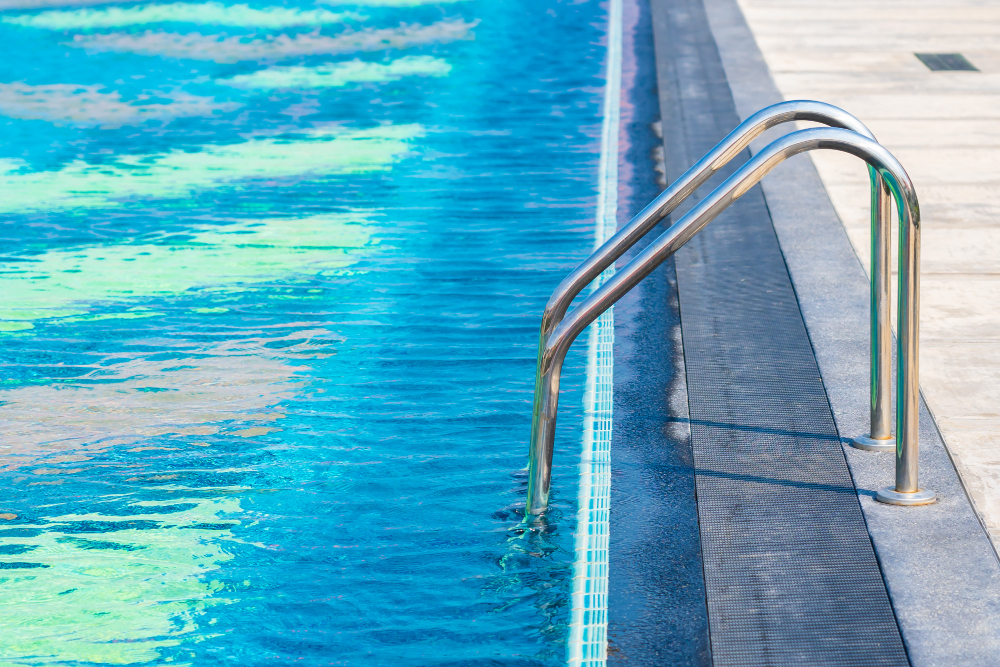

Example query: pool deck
[729,0,1000,550]
[701,0,1000,661]
[606,0,1000,664]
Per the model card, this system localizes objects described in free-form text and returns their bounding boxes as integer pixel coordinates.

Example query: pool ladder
[525,100,935,516]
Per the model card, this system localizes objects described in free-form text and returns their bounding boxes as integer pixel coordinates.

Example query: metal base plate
[876,487,937,506]
[850,435,895,452]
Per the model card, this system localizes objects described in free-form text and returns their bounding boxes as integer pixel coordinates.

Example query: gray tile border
[700,0,1000,663]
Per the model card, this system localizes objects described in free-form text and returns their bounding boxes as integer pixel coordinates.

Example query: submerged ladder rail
[526,126,934,516]
[537,100,895,469]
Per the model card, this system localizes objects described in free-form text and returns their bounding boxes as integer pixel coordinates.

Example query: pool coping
[700,0,1000,663]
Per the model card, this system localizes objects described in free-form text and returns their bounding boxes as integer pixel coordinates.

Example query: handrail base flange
[850,435,896,452]
[876,487,937,506]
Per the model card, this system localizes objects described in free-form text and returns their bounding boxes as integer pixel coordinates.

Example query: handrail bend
[526,127,934,516]
[535,100,895,464]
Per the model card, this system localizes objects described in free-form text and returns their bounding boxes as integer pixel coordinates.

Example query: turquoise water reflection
[2,497,240,663]
[0,0,608,662]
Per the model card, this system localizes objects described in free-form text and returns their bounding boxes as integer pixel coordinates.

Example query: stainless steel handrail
[526,127,935,516]
[534,101,895,469]
[852,172,896,451]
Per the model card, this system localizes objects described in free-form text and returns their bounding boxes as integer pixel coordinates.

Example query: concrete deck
[698,0,1000,662]
[604,0,1000,662]
[731,0,1000,547]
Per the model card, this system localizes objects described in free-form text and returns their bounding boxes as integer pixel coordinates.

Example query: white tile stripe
[567,0,621,662]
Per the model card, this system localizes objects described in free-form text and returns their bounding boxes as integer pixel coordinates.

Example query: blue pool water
[0,0,613,663]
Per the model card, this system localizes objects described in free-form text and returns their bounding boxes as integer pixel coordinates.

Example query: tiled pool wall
[567,0,620,661]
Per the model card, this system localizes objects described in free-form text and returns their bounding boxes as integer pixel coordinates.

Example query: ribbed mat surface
[651,0,910,664]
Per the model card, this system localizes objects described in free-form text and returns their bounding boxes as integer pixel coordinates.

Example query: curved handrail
[535,100,894,455]
[526,127,932,516]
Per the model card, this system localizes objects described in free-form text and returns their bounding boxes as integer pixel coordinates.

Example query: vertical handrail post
[851,170,895,451]
[875,175,934,505]
[526,349,561,515]
[873,174,895,441]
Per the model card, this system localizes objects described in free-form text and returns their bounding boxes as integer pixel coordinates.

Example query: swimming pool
[0,0,617,663]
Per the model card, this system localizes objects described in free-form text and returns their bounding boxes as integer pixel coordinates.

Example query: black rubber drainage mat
[676,198,909,666]
[650,0,911,664]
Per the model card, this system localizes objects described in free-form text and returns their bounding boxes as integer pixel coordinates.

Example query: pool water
[0,0,613,663]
